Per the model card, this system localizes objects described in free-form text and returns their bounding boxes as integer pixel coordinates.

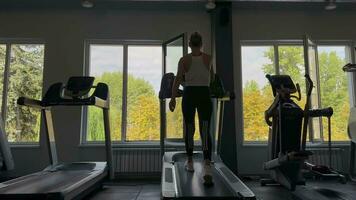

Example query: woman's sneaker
[203,160,214,186]
[185,159,194,172]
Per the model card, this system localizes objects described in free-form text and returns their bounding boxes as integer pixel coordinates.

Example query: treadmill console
[266,74,297,97]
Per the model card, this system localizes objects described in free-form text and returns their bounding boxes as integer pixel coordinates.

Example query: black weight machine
[261,74,345,191]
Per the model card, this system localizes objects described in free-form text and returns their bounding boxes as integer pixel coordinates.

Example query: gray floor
[86,181,161,200]
[86,179,356,200]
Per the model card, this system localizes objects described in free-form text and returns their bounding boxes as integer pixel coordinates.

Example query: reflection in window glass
[87,45,123,141]
[7,44,44,142]
[242,46,274,141]
[127,46,161,141]
[318,46,349,141]
[166,41,184,139]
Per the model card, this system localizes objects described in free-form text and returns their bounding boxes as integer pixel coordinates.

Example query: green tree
[244,46,349,142]
[4,45,44,142]
[87,72,163,141]
[88,72,123,141]
[262,46,348,141]
[243,80,272,141]
[318,51,349,140]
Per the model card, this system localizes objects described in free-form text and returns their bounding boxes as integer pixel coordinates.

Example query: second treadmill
[159,73,256,199]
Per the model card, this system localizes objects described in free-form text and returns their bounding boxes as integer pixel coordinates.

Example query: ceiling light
[81,0,94,8]
[206,0,216,10]
[325,0,337,11]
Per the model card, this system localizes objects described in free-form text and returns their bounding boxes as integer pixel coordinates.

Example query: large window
[318,46,350,141]
[127,46,161,141]
[241,42,352,142]
[241,46,274,141]
[0,43,45,143]
[85,42,162,142]
[87,45,123,141]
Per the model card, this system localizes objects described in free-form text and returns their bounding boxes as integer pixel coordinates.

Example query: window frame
[0,38,46,145]
[240,39,355,145]
[82,39,163,145]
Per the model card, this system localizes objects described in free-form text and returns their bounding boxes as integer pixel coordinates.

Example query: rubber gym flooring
[87,179,356,200]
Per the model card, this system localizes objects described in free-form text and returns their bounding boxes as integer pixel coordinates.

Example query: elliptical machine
[261,74,346,191]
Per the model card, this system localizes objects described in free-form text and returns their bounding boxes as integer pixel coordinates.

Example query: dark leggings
[182,86,212,160]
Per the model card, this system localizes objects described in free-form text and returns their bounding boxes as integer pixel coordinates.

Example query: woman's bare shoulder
[202,53,212,64]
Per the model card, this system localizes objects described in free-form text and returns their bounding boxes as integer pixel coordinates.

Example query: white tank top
[184,55,211,86]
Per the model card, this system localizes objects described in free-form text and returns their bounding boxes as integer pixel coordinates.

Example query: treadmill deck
[175,161,234,198]
[0,162,107,200]
[162,152,255,199]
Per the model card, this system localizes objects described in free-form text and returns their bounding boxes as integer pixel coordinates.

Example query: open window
[162,34,188,140]
[303,35,323,142]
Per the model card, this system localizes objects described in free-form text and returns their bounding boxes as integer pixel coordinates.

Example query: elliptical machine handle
[264,95,280,126]
[305,74,313,97]
[308,107,333,118]
[291,83,302,101]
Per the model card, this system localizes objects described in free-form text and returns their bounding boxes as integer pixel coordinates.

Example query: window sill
[242,141,351,148]
[80,141,203,148]
[9,143,40,148]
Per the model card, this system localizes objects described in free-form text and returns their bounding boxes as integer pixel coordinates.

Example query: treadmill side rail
[161,161,178,199]
[215,162,256,199]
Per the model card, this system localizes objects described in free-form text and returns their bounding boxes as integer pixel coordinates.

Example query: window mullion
[350,44,356,107]
[2,43,11,125]
[274,44,279,74]
[314,45,324,142]
[121,44,128,142]
[82,42,91,143]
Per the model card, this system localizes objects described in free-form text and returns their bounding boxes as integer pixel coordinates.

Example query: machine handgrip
[308,107,333,118]
[17,97,43,109]
[305,74,313,96]
[229,92,235,100]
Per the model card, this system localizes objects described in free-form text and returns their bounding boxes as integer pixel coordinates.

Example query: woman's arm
[209,56,215,82]
[171,58,184,99]
[169,57,185,112]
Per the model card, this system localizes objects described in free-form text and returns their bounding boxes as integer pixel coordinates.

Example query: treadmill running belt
[0,170,95,193]
[175,161,234,198]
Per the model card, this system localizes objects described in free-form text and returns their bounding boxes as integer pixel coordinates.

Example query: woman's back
[184,54,211,87]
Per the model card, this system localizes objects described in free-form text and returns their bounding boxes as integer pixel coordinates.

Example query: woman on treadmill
[169,32,215,185]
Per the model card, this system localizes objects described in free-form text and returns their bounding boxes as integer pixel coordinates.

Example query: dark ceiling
[0,0,355,10]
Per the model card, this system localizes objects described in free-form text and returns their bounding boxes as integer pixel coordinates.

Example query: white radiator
[307,148,345,172]
[113,148,161,175]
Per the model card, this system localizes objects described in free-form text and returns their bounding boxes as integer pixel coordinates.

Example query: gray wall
[0,5,211,176]
[232,5,356,174]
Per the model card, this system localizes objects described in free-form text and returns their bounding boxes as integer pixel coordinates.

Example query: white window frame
[82,39,163,145]
[0,38,45,145]
[240,40,355,145]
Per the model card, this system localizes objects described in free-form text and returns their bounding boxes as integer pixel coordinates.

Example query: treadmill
[159,73,256,200]
[0,76,114,200]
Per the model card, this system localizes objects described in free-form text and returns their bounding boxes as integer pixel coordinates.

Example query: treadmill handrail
[17,96,109,109]
[17,97,44,109]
